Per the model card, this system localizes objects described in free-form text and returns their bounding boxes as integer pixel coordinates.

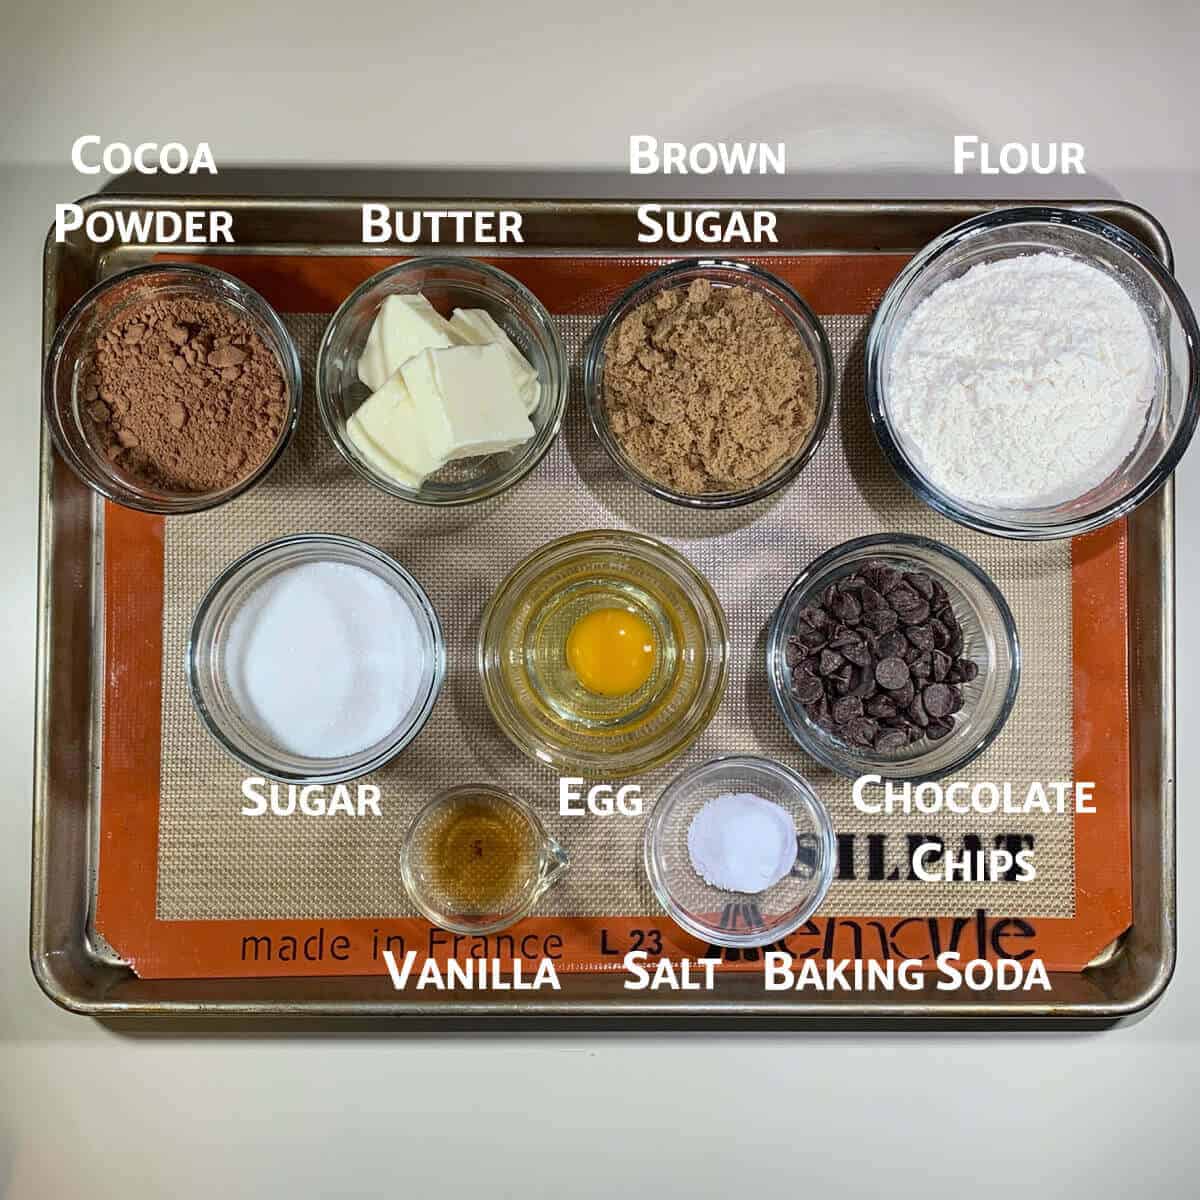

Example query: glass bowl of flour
[643,755,835,949]
[867,207,1199,538]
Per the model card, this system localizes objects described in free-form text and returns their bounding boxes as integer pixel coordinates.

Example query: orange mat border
[93,254,1132,980]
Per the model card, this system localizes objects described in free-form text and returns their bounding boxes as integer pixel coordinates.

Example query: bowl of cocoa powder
[584,260,832,509]
[45,263,301,514]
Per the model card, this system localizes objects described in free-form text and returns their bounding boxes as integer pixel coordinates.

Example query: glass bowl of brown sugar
[45,263,302,515]
[583,259,833,509]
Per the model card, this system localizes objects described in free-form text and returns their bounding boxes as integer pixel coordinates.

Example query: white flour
[887,253,1156,508]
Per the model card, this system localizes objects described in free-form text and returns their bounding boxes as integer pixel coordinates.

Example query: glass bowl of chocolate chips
[767,534,1020,781]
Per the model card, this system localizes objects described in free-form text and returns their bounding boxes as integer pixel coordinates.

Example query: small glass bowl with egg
[478,530,729,777]
[643,755,835,949]
[317,257,568,506]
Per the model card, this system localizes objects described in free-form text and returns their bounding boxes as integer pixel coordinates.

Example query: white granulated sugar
[224,560,424,759]
[686,792,798,894]
[888,253,1157,508]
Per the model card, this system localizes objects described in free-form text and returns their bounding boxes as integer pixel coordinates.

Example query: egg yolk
[565,608,656,698]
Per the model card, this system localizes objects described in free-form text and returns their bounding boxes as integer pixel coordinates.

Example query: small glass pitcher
[400,784,569,935]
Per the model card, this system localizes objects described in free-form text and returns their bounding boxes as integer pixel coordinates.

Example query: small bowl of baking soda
[643,755,835,949]
[867,207,1200,539]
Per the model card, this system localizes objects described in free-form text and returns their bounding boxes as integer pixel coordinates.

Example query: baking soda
[224,560,424,759]
[686,792,798,894]
[887,253,1157,508]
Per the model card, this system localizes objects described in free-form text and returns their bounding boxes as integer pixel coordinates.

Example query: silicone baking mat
[94,255,1132,979]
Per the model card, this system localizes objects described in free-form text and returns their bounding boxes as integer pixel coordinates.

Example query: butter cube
[346,370,445,486]
[449,308,542,414]
[401,344,535,462]
[357,294,456,391]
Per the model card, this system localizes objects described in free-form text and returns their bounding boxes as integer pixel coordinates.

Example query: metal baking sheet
[32,198,1176,1025]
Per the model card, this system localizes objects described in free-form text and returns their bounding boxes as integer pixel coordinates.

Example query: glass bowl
[583,258,833,508]
[478,530,729,777]
[401,785,570,936]
[643,755,835,949]
[188,533,445,784]
[317,257,567,505]
[866,207,1200,539]
[767,534,1020,781]
[44,262,301,514]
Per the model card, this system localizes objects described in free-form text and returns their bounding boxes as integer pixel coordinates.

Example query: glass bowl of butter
[317,257,568,505]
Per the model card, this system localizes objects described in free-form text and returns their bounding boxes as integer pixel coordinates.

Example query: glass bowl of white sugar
[867,207,1200,539]
[643,755,835,949]
[188,534,445,783]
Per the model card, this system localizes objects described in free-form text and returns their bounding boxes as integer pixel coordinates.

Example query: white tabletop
[2,2,1197,1196]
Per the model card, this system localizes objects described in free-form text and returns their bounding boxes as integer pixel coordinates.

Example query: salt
[687,792,798,894]
[223,560,425,759]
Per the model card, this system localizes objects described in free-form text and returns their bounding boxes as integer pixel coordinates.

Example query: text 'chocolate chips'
[786,559,978,754]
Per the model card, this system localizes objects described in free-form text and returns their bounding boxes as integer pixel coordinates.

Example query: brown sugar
[82,296,288,493]
[602,278,819,495]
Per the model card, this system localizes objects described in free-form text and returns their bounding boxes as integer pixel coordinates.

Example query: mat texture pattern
[156,312,1074,921]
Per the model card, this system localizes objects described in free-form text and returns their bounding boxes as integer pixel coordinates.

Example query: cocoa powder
[602,278,818,495]
[82,296,288,493]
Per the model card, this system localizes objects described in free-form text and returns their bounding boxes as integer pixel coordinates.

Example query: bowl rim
[582,257,834,510]
[766,532,1022,782]
[186,532,446,784]
[642,753,836,948]
[477,528,730,776]
[315,255,568,507]
[43,261,302,515]
[865,205,1200,540]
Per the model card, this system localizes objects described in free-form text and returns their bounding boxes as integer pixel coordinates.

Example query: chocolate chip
[861,585,886,611]
[899,600,931,626]
[848,717,878,746]
[906,624,934,652]
[926,718,954,740]
[794,672,824,703]
[831,591,861,623]
[874,729,908,753]
[875,656,910,690]
[876,631,908,659]
[785,638,804,668]
[842,641,871,668]
[958,659,978,683]
[866,695,897,719]
[905,572,935,600]
[932,650,951,682]
[923,683,954,718]
[832,695,863,724]
[863,608,898,635]
[818,649,844,675]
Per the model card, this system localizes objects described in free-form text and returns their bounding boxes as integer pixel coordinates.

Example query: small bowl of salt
[643,755,835,949]
[188,533,445,783]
